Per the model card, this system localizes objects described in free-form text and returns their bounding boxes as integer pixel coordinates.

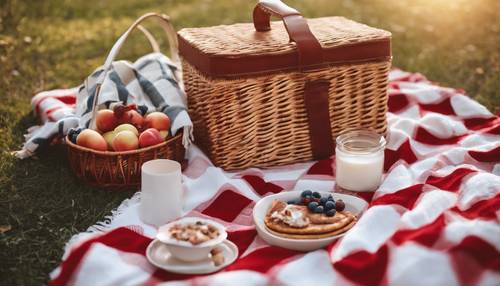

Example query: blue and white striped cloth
[15,52,192,158]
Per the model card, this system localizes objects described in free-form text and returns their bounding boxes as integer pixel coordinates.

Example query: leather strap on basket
[253,0,334,159]
[304,80,334,159]
[253,0,323,69]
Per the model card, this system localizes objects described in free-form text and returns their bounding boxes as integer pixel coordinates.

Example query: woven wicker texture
[66,134,185,189]
[178,17,391,56]
[184,59,391,170]
[66,13,186,189]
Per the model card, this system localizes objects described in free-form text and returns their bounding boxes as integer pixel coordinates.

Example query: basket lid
[178,16,391,77]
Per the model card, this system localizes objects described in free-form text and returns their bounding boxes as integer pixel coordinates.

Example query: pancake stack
[264,200,357,239]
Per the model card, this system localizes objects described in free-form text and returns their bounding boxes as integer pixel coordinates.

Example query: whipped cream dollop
[271,205,310,228]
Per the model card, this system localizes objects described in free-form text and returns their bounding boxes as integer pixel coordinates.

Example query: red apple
[144,112,170,131]
[139,128,164,148]
[96,109,118,133]
[76,129,108,151]
[126,110,145,129]
[115,109,144,130]
[112,130,139,151]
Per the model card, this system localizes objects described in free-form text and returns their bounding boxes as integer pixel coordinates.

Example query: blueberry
[301,190,313,197]
[70,133,78,144]
[324,201,335,211]
[308,201,319,211]
[314,205,324,213]
[70,128,84,143]
[312,191,321,198]
[327,195,335,201]
[302,195,312,204]
[319,197,327,205]
[137,105,148,116]
[68,127,78,136]
[68,129,79,143]
[335,200,346,211]
[326,209,336,217]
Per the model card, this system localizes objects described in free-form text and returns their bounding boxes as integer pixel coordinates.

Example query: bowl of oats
[156,217,227,262]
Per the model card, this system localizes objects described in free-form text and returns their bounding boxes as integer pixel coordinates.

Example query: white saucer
[253,191,368,251]
[146,239,238,274]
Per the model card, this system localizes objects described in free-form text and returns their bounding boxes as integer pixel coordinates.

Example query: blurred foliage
[0,0,498,284]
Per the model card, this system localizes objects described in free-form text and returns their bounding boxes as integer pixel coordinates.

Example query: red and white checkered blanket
[49,70,499,286]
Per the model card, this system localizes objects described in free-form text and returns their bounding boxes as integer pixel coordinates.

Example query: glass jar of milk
[335,130,386,192]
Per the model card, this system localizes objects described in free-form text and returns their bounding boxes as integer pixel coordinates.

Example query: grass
[0,0,498,284]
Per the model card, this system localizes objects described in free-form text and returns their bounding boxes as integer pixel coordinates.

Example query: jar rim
[336,129,386,154]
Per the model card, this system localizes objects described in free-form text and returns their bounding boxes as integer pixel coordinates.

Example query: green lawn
[0,0,498,284]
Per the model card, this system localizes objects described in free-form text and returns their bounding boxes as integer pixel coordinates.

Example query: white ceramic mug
[139,159,183,226]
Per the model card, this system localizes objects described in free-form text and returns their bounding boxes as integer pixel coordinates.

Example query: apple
[114,124,139,136]
[139,128,164,148]
[116,109,144,130]
[113,104,144,128]
[96,109,118,133]
[112,130,139,151]
[102,131,116,150]
[159,130,169,139]
[127,110,144,129]
[144,112,170,131]
[76,129,108,151]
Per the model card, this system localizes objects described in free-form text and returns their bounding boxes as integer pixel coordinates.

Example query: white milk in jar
[335,130,386,192]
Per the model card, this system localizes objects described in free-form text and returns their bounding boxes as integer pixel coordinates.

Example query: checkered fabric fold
[14,52,192,159]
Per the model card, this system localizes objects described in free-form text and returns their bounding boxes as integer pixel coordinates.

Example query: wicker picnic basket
[66,13,185,189]
[178,0,392,170]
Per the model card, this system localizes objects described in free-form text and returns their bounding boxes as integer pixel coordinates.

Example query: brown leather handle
[254,0,333,160]
[253,0,323,69]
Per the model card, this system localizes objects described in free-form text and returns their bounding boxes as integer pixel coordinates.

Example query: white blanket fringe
[63,192,142,258]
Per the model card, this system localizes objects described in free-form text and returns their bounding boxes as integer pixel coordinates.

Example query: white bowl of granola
[157,217,227,262]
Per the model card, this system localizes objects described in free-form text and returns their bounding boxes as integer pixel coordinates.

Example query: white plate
[253,191,368,251]
[146,239,238,274]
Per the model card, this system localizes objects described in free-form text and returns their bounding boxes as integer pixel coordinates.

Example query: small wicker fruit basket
[66,134,184,189]
[66,13,185,189]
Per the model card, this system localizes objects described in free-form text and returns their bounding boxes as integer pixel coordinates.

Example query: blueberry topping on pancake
[308,201,319,211]
[319,197,327,205]
[301,190,312,197]
[314,206,324,213]
[326,209,336,217]
[302,195,312,204]
[324,201,335,211]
